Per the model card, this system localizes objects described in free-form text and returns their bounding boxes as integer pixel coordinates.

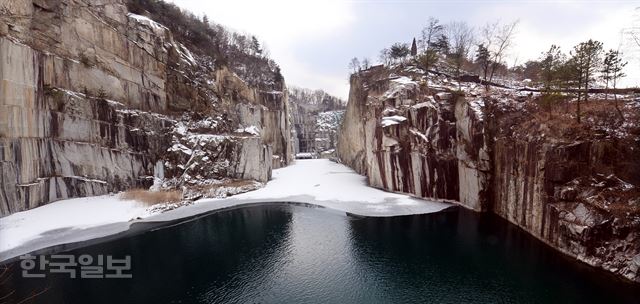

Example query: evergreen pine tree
[411,38,418,57]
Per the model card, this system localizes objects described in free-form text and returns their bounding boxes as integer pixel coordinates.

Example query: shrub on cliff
[416,50,439,73]
[121,189,182,206]
[537,92,563,117]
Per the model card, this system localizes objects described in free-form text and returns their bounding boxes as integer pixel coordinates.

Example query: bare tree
[446,21,475,88]
[420,17,444,53]
[622,21,639,72]
[348,57,361,73]
[625,13,640,49]
[379,48,391,66]
[631,31,640,47]
[481,20,519,83]
[361,57,371,70]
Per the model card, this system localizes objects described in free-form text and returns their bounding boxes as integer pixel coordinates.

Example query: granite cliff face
[0,0,293,216]
[338,66,470,204]
[338,64,640,283]
[288,86,344,157]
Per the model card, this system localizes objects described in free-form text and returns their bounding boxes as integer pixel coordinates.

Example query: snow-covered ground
[0,159,451,261]
[0,195,152,261]
[154,159,451,219]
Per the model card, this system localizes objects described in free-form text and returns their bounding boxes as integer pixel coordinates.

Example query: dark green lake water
[3,204,640,303]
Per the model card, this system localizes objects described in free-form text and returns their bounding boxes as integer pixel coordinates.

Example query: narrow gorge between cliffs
[1,0,639,302]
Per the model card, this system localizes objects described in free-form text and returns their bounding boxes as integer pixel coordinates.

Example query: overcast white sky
[169,0,640,99]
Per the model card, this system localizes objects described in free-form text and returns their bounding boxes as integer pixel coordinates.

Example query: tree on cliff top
[601,50,627,99]
[416,17,445,74]
[601,49,627,120]
[379,48,391,66]
[480,20,519,83]
[349,57,361,73]
[570,39,603,122]
[417,50,439,74]
[432,34,450,55]
[539,44,564,90]
[250,36,263,56]
[361,58,371,70]
[348,57,371,73]
[446,21,475,87]
[411,38,418,57]
[535,44,566,117]
[509,60,541,82]
[274,65,284,82]
[390,43,411,63]
[420,17,444,53]
[475,43,490,80]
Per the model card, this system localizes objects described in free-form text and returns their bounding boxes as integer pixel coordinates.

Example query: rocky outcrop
[338,67,467,205]
[0,0,292,216]
[338,64,640,283]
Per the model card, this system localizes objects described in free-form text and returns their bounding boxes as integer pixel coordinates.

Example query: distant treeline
[288,86,346,111]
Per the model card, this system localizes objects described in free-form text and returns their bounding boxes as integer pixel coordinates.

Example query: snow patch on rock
[381,115,407,127]
[236,125,261,136]
[382,76,418,100]
[127,13,168,34]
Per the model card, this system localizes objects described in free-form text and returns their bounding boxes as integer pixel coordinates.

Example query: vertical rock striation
[338,64,640,283]
[0,0,293,215]
[338,66,471,205]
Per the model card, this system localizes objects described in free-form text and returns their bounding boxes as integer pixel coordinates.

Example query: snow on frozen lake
[0,195,152,261]
[207,159,450,216]
[0,159,451,261]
